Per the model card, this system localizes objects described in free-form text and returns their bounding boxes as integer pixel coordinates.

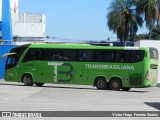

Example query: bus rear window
[149,48,159,59]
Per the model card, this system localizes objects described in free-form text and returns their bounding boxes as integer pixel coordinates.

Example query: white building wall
[13,22,45,37]
[12,13,46,38]
[135,40,160,83]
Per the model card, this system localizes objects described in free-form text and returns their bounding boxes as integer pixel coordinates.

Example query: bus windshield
[5,45,30,70]
[5,53,18,70]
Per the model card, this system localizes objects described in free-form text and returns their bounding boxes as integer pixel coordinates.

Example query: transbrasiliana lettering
[85,64,135,70]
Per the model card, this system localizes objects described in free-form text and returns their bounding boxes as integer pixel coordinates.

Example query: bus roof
[19,43,148,51]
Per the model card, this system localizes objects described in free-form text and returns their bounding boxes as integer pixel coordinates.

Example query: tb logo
[48,62,73,82]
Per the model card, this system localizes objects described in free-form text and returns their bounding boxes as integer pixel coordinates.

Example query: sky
[19,0,148,41]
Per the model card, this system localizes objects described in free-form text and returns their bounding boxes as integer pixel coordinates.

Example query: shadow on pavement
[157,83,160,87]
[0,82,96,90]
[43,85,150,93]
[144,102,160,110]
[0,82,24,86]
[42,85,97,90]
[122,90,149,93]
[0,81,150,92]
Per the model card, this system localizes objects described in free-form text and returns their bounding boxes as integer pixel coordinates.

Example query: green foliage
[151,26,160,39]
[136,0,160,29]
[135,34,149,41]
[136,25,160,40]
[107,0,160,42]
[136,0,160,39]
[107,0,143,44]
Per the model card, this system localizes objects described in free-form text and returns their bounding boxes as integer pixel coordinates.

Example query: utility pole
[1,0,13,45]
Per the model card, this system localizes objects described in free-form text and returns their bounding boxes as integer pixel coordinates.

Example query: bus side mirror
[0,52,17,62]
[0,55,5,62]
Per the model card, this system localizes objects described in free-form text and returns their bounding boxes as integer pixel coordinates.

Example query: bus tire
[95,77,107,90]
[23,74,33,86]
[109,78,121,91]
[122,87,131,91]
[35,83,44,87]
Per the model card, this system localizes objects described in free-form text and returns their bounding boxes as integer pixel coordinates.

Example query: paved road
[0,80,160,120]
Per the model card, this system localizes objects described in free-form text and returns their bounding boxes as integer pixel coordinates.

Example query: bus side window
[91,51,96,61]
[81,52,87,61]
[136,53,140,61]
[104,51,113,62]
[115,51,122,62]
[129,51,145,63]
[22,49,40,62]
[114,51,129,63]
[120,53,125,62]
[70,51,77,61]
[41,49,48,60]
[53,54,59,61]
[52,50,61,61]
[32,51,38,60]
[137,51,145,61]
[22,50,32,62]
[96,50,103,62]
[121,52,129,63]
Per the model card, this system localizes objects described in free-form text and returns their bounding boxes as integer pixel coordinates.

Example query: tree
[107,0,143,45]
[135,33,149,41]
[150,25,160,39]
[135,25,160,40]
[136,0,160,39]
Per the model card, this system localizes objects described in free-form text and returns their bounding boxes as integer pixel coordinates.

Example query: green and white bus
[3,43,159,91]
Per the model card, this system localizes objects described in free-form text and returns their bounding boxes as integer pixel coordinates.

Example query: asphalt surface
[0,80,160,120]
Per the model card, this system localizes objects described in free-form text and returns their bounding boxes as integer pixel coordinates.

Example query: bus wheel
[122,87,131,91]
[35,83,44,87]
[95,78,107,90]
[109,78,121,91]
[23,74,33,86]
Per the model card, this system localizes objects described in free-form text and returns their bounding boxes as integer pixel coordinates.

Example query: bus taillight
[146,70,149,80]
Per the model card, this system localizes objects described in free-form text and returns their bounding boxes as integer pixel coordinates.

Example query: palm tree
[150,25,160,39]
[136,0,160,39]
[107,0,143,45]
